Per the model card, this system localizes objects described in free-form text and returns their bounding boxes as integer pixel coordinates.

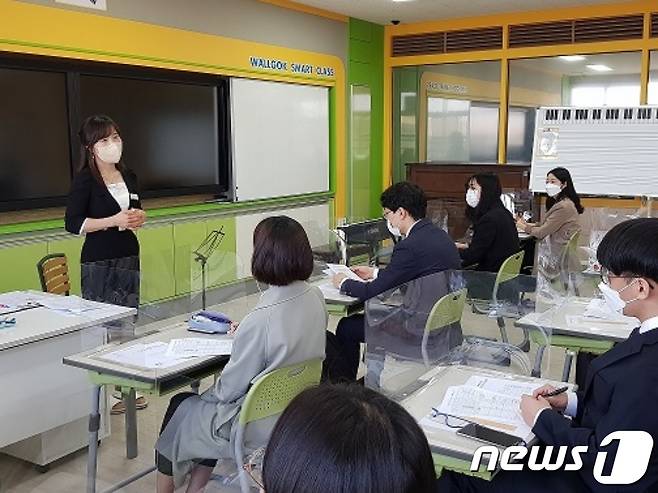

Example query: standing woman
[516,167,583,276]
[65,115,147,413]
[65,115,146,306]
[457,173,519,273]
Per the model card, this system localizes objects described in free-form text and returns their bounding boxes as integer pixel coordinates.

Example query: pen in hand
[541,386,569,398]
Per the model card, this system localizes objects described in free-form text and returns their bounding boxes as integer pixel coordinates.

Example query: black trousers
[322,314,365,383]
[155,393,218,476]
[81,255,140,308]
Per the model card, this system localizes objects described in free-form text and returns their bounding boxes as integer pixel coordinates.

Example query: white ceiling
[292,0,634,25]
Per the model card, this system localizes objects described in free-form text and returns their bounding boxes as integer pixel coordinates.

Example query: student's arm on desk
[340,242,414,301]
[532,376,658,470]
[213,312,266,404]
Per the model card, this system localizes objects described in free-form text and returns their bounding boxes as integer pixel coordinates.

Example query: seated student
[457,173,519,273]
[261,384,437,493]
[438,218,658,493]
[325,181,461,381]
[154,216,327,493]
[516,167,583,278]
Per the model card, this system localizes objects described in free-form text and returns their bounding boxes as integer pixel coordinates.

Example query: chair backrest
[37,253,70,295]
[238,358,323,426]
[560,230,581,271]
[424,288,467,335]
[493,250,525,290]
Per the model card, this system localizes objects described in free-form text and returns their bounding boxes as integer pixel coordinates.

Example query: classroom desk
[514,297,636,343]
[0,291,134,470]
[398,365,571,480]
[64,323,232,493]
[314,279,362,317]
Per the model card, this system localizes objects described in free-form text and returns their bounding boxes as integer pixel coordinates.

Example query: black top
[534,327,658,492]
[340,218,461,301]
[460,204,519,272]
[65,167,142,263]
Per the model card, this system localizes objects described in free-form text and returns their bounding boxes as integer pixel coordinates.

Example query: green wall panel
[393,67,420,183]
[348,18,384,219]
[204,217,237,288]
[137,225,175,303]
[0,243,49,292]
[47,237,83,295]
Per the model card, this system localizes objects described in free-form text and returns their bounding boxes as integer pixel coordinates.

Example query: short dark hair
[546,167,584,214]
[262,384,437,493]
[380,181,427,220]
[465,173,503,221]
[597,218,658,283]
[251,216,314,286]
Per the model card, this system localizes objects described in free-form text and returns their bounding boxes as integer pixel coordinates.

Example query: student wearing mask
[438,218,658,493]
[65,114,147,414]
[155,216,326,493]
[260,384,437,493]
[457,173,519,272]
[325,181,461,382]
[516,167,583,276]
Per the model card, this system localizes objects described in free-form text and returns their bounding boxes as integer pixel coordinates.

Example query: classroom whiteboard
[530,106,658,197]
[230,78,329,201]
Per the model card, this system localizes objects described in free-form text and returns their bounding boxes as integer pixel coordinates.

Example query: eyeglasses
[430,409,479,429]
[0,317,16,329]
[243,463,263,489]
[599,268,654,289]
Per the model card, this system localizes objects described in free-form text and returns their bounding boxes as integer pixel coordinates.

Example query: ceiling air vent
[392,27,502,57]
[651,12,658,38]
[574,15,644,43]
[510,15,644,48]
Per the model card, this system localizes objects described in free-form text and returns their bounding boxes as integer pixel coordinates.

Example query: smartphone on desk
[457,423,523,448]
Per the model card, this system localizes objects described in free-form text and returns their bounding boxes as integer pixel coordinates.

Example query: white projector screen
[530,106,658,197]
[230,78,330,202]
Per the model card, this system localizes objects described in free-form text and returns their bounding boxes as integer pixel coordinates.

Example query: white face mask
[545,183,562,197]
[387,219,401,238]
[95,140,123,164]
[598,279,639,315]
[465,189,480,208]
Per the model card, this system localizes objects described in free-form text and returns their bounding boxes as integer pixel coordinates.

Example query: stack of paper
[166,338,233,358]
[324,263,363,282]
[421,375,540,438]
[98,342,190,369]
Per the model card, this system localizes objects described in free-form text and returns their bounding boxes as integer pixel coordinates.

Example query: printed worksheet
[325,263,363,282]
[166,338,233,358]
[465,375,539,400]
[98,342,189,369]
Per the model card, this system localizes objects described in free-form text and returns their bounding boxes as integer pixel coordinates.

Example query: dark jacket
[534,327,658,492]
[460,204,519,272]
[340,218,461,301]
[65,167,142,263]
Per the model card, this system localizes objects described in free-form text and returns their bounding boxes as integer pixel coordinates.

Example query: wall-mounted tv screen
[79,75,223,197]
[0,67,72,211]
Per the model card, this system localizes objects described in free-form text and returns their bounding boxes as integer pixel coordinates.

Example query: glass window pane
[421,61,500,163]
[649,51,658,105]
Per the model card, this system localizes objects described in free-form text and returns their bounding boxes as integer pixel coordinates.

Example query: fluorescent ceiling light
[559,55,586,62]
[586,64,613,72]
[392,0,414,2]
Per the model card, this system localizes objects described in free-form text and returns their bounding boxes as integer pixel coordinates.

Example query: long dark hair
[546,167,584,214]
[77,115,125,184]
[262,384,437,493]
[465,173,504,222]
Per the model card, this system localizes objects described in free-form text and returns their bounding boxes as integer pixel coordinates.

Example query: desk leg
[123,388,138,459]
[87,385,101,493]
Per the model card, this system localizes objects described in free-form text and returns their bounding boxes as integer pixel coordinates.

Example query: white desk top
[313,280,361,306]
[63,322,231,384]
[400,365,570,462]
[515,297,636,342]
[0,291,135,352]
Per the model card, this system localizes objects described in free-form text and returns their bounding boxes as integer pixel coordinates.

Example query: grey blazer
[155,281,327,486]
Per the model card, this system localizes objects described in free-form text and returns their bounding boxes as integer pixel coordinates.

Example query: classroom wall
[17,0,348,65]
